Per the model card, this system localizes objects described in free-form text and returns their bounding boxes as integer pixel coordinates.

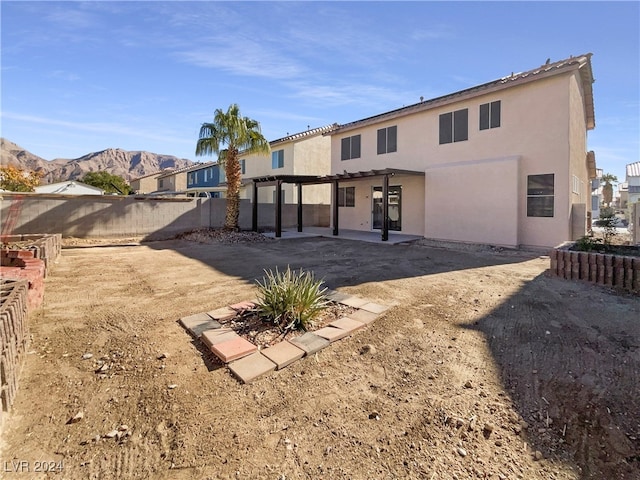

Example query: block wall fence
[0,193,330,240]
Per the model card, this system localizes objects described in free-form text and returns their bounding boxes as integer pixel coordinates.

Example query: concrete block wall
[0,279,29,418]
[550,247,640,294]
[0,194,330,240]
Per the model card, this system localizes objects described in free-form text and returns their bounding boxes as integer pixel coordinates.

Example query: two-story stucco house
[185,161,223,197]
[324,53,596,249]
[243,125,336,205]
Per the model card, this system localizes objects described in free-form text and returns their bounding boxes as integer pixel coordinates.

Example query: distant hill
[0,138,195,184]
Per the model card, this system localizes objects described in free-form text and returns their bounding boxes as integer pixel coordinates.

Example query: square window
[439,109,468,144]
[341,135,361,160]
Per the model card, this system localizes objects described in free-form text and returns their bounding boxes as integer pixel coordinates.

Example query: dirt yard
[1,234,639,480]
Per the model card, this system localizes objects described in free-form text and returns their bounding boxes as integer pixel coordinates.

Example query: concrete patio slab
[207,307,237,321]
[329,316,366,333]
[200,328,238,349]
[289,332,330,355]
[346,309,379,325]
[262,341,305,370]
[359,302,390,314]
[211,336,257,363]
[314,326,351,343]
[228,352,276,384]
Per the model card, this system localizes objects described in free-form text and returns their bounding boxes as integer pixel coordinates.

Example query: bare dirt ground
[1,233,639,480]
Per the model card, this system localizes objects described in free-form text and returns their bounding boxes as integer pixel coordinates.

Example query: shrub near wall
[549,244,640,294]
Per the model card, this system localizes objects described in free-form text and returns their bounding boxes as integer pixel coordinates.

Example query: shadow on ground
[463,271,640,479]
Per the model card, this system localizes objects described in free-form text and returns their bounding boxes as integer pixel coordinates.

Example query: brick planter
[550,244,640,294]
[0,278,29,419]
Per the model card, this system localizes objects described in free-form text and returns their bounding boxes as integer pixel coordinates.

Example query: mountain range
[0,138,195,184]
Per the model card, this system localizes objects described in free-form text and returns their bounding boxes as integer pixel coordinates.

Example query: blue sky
[1,1,638,184]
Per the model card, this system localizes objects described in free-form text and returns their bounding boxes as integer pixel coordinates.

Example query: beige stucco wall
[131,175,160,194]
[330,69,591,248]
[332,175,424,236]
[425,156,520,247]
[242,133,332,204]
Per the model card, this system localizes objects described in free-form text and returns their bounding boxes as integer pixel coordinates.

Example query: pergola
[250,168,424,241]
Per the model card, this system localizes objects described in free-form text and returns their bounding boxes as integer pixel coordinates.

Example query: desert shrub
[574,235,603,252]
[594,207,618,247]
[255,266,329,332]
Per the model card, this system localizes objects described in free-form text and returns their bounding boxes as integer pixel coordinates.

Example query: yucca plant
[255,266,329,332]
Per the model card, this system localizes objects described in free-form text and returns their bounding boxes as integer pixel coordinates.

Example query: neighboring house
[131,170,170,194]
[618,182,628,210]
[626,161,640,207]
[155,165,191,193]
[34,180,104,195]
[323,53,596,249]
[242,125,336,204]
[185,161,223,197]
[591,168,603,222]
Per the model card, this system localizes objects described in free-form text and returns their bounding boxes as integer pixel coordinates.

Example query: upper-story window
[240,159,246,175]
[377,126,397,154]
[188,172,194,185]
[204,168,208,181]
[272,150,284,169]
[439,109,468,144]
[341,135,361,160]
[159,179,164,188]
[480,101,501,130]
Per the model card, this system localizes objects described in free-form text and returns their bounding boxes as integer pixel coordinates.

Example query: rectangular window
[439,109,468,144]
[338,187,355,207]
[377,126,397,154]
[240,159,246,174]
[204,169,208,182]
[272,189,285,203]
[527,174,554,217]
[271,150,284,169]
[159,179,164,188]
[341,135,361,160]
[479,100,501,130]
[572,175,580,195]
[188,173,194,185]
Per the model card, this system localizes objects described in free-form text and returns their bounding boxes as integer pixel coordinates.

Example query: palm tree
[600,173,618,206]
[196,104,271,231]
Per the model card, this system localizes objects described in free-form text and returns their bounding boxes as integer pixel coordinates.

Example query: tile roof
[130,169,173,182]
[156,163,201,178]
[626,161,640,178]
[269,123,339,146]
[330,53,595,134]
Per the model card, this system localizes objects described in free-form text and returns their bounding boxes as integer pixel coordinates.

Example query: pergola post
[252,181,258,232]
[297,183,303,232]
[382,174,389,241]
[275,180,282,238]
[332,180,339,236]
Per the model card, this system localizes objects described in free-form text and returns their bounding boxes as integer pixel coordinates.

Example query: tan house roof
[330,53,595,134]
